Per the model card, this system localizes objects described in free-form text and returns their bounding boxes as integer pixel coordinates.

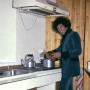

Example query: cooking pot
[41,59,54,68]
[40,52,55,68]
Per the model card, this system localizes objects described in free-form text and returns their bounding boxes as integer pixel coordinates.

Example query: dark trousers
[60,77,73,90]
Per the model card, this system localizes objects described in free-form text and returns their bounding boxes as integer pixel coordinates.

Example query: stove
[19,66,60,73]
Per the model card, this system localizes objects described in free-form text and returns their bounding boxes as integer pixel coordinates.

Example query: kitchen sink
[0,69,30,77]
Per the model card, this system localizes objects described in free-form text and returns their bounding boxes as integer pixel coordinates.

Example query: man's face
[57,24,68,36]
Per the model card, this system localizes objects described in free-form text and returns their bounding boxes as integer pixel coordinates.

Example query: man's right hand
[51,52,61,60]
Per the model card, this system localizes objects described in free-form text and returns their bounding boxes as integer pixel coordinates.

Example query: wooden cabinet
[56,82,60,90]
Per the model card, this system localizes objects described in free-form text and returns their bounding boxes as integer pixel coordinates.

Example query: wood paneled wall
[46,0,85,67]
[45,0,90,90]
[46,17,61,51]
[84,0,90,90]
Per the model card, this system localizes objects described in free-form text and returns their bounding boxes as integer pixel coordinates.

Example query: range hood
[12,0,69,17]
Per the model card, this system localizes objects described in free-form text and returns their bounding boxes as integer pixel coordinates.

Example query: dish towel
[75,68,83,90]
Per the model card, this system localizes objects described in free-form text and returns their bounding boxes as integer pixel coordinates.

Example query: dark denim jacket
[53,29,82,77]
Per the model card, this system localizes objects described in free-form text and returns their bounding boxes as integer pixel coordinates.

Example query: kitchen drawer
[36,73,61,87]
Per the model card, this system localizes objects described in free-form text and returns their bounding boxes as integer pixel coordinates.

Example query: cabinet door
[56,82,60,90]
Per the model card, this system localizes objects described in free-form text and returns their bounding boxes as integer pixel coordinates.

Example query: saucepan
[42,59,54,68]
[40,59,54,68]
[40,52,55,68]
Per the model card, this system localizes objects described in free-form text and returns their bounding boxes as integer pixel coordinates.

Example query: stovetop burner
[19,66,60,72]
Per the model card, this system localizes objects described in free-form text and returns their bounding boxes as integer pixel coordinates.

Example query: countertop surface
[0,67,61,85]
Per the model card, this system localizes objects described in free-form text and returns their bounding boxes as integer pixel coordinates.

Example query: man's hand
[51,52,61,60]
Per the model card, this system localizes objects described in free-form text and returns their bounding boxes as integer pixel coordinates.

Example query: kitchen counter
[0,68,61,90]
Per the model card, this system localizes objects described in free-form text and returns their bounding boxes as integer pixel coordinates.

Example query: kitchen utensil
[27,58,36,68]
[40,51,55,68]
[42,59,54,68]
[21,54,36,68]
